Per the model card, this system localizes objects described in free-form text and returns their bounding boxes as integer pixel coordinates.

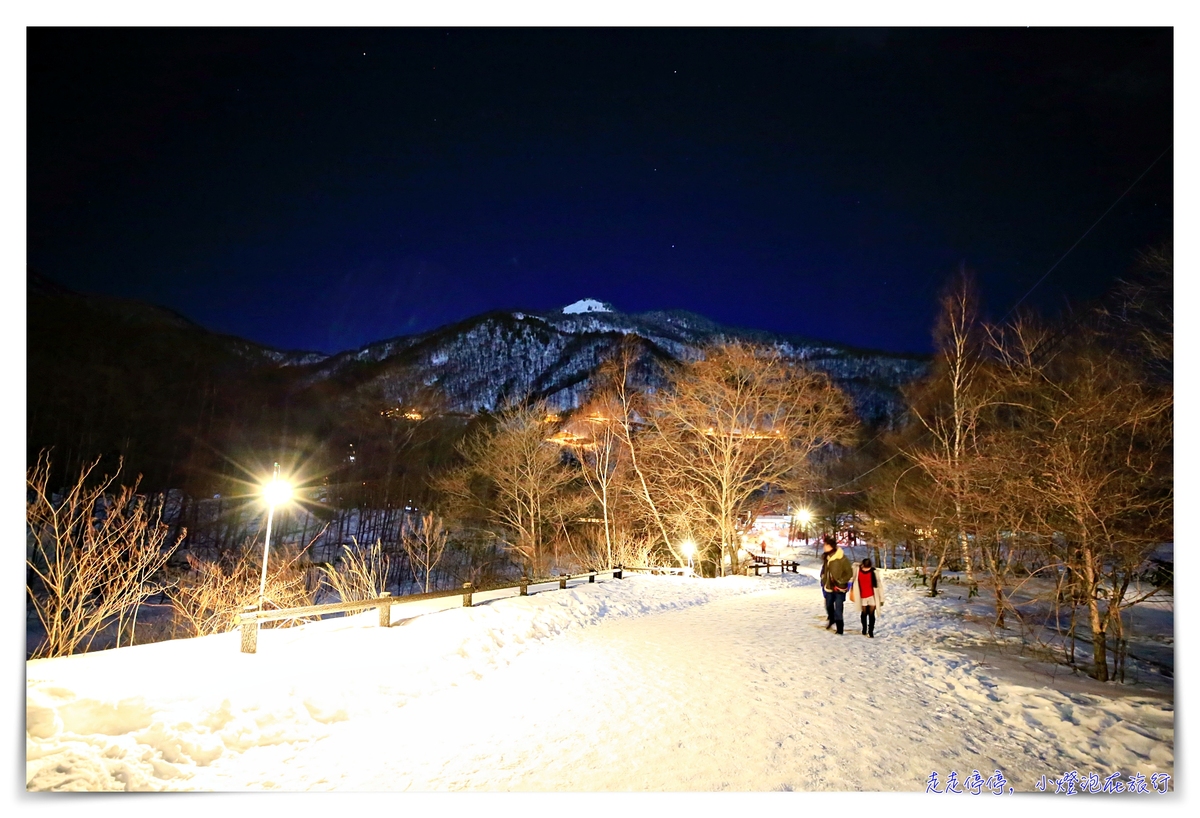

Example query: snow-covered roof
[562,298,612,315]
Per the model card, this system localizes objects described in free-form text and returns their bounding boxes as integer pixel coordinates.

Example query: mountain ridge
[291,300,928,425]
[28,271,930,424]
[28,272,929,491]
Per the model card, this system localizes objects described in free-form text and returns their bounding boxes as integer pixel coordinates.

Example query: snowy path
[27,573,1173,791]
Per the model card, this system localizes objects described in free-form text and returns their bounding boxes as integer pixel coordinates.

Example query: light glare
[262,478,293,507]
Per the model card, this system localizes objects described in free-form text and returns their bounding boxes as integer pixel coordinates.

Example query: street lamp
[681,539,696,572]
[794,508,813,546]
[258,463,293,611]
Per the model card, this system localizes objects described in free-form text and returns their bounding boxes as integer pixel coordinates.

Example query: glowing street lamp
[258,463,294,611]
[794,508,813,545]
[681,539,696,572]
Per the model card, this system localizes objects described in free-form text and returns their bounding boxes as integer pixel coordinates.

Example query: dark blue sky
[28,28,1172,355]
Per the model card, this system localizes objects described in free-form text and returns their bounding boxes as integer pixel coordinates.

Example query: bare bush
[322,537,393,602]
[170,541,315,637]
[26,452,184,658]
[611,531,661,568]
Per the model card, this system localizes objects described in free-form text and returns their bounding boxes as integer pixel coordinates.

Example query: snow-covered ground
[26,567,1173,793]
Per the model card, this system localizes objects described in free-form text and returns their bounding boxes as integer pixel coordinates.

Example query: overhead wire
[1001,145,1172,323]
[816,145,1172,497]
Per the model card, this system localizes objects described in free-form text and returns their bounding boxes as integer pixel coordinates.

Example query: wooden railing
[618,565,693,576]
[233,558,807,652]
[236,566,625,653]
[746,558,802,576]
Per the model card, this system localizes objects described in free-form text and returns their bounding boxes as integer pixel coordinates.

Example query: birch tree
[567,392,625,569]
[907,273,990,594]
[600,339,676,556]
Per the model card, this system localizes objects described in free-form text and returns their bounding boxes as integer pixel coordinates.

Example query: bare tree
[26,452,184,658]
[1099,243,1172,378]
[907,273,990,594]
[641,342,855,576]
[437,401,583,575]
[870,450,955,596]
[401,512,449,592]
[566,392,626,569]
[985,317,1172,681]
[600,340,676,556]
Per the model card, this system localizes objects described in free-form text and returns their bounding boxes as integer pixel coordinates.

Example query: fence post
[378,592,391,627]
[463,582,473,607]
[559,575,568,590]
[589,572,596,583]
[240,604,258,654]
[520,576,529,596]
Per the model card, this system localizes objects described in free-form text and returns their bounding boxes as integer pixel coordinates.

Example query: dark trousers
[860,605,876,636]
[825,590,846,633]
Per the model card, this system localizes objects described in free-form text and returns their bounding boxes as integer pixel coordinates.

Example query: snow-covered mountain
[294,302,928,426]
[28,272,929,492]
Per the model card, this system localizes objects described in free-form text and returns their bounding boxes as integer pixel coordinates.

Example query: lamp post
[258,463,293,611]
[681,539,696,573]
[795,508,813,548]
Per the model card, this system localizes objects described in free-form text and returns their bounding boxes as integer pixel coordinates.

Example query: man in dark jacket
[821,534,853,634]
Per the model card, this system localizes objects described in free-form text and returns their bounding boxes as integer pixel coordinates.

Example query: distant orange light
[547,431,594,447]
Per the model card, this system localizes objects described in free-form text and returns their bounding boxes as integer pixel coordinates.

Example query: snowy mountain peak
[562,298,612,315]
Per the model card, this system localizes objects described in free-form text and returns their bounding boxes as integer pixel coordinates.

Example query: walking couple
[819,534,884,636]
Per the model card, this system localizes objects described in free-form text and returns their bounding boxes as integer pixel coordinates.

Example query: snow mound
[562,298,612,314]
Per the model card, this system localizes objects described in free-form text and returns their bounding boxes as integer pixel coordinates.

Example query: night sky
[27,27,1173,355]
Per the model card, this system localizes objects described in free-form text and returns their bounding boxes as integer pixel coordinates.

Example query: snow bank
[26,573,799,791]
[26,566,1173,793]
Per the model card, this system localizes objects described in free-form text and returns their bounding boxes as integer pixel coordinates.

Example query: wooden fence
[236,566,624,653]
[618,565,693,576]
[233,559,805,653]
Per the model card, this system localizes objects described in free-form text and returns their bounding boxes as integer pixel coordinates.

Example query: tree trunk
[1081,548,1108,682]
[929,549,946,597]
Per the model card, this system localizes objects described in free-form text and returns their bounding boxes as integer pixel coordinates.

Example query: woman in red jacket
[849,558,884,637]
